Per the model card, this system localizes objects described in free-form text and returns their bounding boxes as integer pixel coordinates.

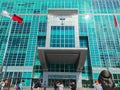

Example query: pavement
[10,87,95,90]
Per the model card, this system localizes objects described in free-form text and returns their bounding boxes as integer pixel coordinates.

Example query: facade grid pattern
[0,0,120,87]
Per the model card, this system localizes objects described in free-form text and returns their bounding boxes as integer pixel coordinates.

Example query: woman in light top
[57,81,64,90]
[93,80,103,90]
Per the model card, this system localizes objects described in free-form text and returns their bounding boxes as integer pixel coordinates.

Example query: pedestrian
[54,81,59,90]
[43,81,47,90]
[38,80,42,90]
[57,81,64,90]
[93,80,103,90]
[69,81,76,90]
[98,70,115,90]
[33,81,38,90]
[19,81,23,90]
[16,83,20,90]
[34,80,42,90]
[1,80,5,90]
[32,82,35,90]
[18,80,24,90]
[0,81,2,90]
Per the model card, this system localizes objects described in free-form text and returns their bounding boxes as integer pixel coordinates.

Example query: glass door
[48,79,75,88]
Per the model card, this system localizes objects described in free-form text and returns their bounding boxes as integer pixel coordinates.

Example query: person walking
[0,81,2,90]
[93,80,103,90]
[69,81,76,90]
[54,81,59,90]
[1,80,5,90]
[33,81,38,90]
[32,82,35,90]
[57,81,64,90]
[19,81,23,90]
[38,80,42,90]
[33,80,42,90]
[43,81,47,90]
[34,80,42,90]
[16,83,20,90]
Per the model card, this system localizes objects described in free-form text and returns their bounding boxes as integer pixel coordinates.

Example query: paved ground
[10,87,95,90]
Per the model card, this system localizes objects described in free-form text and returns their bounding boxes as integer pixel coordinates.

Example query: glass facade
[0,0,120,87]
[50,26,75,48]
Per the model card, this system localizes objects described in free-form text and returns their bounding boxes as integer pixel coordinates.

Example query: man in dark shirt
[70,81,76,90]
[34,80,42,90]
[54,81,59,90]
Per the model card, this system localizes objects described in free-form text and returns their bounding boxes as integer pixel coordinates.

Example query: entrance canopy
[37,48,87,72]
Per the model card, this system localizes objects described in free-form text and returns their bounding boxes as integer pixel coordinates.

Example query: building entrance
[48,79,76,88]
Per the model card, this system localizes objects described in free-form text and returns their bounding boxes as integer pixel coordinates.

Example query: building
[0,0,120,88]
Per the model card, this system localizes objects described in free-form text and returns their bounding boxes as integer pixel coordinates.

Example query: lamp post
[0,21,13,80]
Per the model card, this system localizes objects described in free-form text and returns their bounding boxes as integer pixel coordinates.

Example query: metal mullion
[100,23,106,67]
[110,0,120,78]
[0,1,12,75]
[0,16,3,56]
[111,0,120,46]
[117,0,120,11]
[2,21,13,79]
[91,1,102,67]
[54,1,55,8]
[104,0,113,68]
[11,23,17,66]
[47,2,49,14]
[97,23,105,67]
[19,15,26,66]
[104,0,109,14]
[60,25,61,48]
[72,16,75,48]
[68,26,70,47]
[101,15,111,68]
[15,30,21,66]
[60,0,61,8]
[96,0,102,13]
[99,26,105,67]
[110,0,120,66]
[63,0,65,8]
[24,2,35,66]
[12,23,17,67]
[86,23,94,66]
[92,0,102,65]
[40,17,43,46]
[64,0,65,8]
[39,2,42,15]
[16,72,19,84]
[7,72,11,79]
[97,0,106,67]
[10,72,14,85]
[29,2,39,67]
[64,26,65,47]
[32,14,40,80]
[105,16,117,67]
[70,0,72,8]
[42,16,44,34]
[14,24,19,66]
[106,16,119,68]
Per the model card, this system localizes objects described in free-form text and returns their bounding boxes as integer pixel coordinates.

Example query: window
[50,26,75,48]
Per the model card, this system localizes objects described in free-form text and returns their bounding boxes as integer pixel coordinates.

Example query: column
[43,72,48,86]
[76,73,82,88]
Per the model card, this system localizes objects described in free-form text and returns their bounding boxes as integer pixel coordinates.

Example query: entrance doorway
[48,79,76,88]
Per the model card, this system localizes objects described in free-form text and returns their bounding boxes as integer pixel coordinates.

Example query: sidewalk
[10,87,95,90]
